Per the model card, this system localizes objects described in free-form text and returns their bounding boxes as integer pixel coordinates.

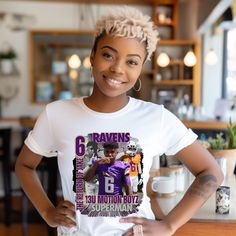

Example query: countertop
[182,120,229,130]
[155,169,236,223]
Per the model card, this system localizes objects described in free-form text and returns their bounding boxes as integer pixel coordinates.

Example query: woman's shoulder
[45,97,80,110]
[130,97,164,112]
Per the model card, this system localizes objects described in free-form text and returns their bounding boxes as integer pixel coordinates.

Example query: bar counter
[154,170,236,236]
[182,119,228,130]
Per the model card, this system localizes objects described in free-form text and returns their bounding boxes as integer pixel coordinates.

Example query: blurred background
[1,0,236,235]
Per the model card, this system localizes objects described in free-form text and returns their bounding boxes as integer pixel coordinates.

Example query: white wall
[0,1,150,118]
[202,28,224,118]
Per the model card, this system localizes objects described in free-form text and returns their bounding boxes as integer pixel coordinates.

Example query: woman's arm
[15,145,76,228]
[121,141,224,235]
[161,140,224,233]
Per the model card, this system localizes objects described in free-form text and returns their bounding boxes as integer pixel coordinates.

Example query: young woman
[15,6,223,236]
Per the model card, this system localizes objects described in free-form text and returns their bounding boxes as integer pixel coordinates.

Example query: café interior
[0,0,236,235]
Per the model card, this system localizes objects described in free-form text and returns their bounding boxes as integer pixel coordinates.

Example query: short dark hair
[103,142,119,149]
[87,141,98,150]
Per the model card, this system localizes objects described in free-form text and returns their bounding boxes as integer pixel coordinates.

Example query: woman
[15,6,223,236]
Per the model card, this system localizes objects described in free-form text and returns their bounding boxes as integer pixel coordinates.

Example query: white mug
[151,176,176,197]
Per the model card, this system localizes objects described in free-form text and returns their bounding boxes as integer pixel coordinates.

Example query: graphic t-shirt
[95,161,131,195]
[24,96,197,236]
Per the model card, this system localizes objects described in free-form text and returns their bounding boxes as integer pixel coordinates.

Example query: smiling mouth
[103,75,125,88]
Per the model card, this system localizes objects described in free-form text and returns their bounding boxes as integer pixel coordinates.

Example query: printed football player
[83,141,99,195]
[84,142,132,196]
[121,141,143,193]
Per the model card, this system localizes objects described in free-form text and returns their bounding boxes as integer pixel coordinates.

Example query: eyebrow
[101,45,142,60]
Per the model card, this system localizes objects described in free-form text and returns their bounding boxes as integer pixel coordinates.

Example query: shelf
[0,72,20,78]
[155,22,174,27]
[29,30,94,103]
[152,0,177,39]
[153,79,194,85]
[148,1,201,109]
[158,39,196,45]
[168,60,183,65]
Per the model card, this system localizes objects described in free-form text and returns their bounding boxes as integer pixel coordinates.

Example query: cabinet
[151,39,200,106]
[29,30,94,103]
[148,0,201,111]
[152,0,177,39]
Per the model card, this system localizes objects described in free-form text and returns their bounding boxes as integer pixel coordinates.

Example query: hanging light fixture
[205,48,218,65]
[83,56,91,69]
[156,52,170,67]
[68,54,81,69]
[184,50,197,67]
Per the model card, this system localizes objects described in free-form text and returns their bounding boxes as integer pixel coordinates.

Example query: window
[225,28,236,100]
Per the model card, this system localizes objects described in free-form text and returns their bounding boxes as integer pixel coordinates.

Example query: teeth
[107,78,122,84]
[110,79,122,84]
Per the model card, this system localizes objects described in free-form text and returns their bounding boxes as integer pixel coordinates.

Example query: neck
[84,89,129,113]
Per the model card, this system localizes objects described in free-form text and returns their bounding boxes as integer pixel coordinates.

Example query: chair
[0,127,12,226]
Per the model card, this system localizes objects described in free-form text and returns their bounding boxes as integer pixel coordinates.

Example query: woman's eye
[127,60,139,66]
[102,52,113,60]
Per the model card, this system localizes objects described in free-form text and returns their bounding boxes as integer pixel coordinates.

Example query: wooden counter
[183,120,229,130]
[155,171,236,236]
[0,117,35,129]
[0,117,21,130]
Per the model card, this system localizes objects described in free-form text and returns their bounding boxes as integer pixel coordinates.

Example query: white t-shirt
[25,96,197,236]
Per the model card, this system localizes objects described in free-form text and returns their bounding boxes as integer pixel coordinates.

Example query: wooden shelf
[153,79,194,85]
[152,0,177,39]
[152,40,200,106]
[158,39,196,45]
[182,120,229,130]
[168,60,183,65]
[155,22,174,27]
[29,30,94,103]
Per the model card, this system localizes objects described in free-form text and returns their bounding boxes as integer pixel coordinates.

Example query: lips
[103,75,125,89]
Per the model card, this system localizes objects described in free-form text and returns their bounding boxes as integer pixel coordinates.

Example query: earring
[133,78,142,92]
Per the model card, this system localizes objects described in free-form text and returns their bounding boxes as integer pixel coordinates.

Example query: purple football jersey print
[96,161,130,195]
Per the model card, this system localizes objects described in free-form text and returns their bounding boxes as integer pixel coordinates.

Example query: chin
[102,90,127,98]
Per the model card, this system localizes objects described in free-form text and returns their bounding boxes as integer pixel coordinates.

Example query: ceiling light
[205,49,218,65]
[157,52,170,67]
[184,50,197,67]
[68,54,81,69]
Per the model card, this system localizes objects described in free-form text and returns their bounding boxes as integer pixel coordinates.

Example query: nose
[110,60,124,74]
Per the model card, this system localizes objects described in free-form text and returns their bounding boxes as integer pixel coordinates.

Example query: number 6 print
[105,176,114,193]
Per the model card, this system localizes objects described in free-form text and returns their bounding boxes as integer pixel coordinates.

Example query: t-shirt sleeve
[24,107,58,157]
[160,107,198,155]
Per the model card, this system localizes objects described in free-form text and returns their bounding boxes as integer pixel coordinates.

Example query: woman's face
[90,35,146,98]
